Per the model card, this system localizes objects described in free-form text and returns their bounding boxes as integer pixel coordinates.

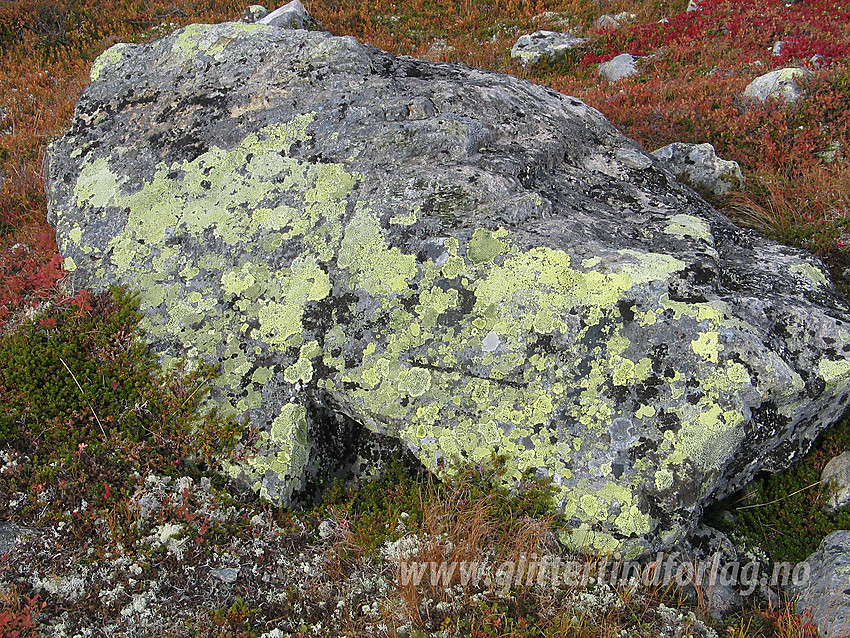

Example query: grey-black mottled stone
[594,12,635,29]
[0,522,28,556]
[791,531,850,637]
[44,23,850,558]
[239,5,269,23]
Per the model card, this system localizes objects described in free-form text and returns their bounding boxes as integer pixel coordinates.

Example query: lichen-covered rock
[510,30,589,67]
[45,23,850,558]
[651,142,744,197]
[0,522,28,555]
[743,67,812,104]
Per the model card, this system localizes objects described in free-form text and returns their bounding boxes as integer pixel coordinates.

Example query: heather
[1,0,849,635]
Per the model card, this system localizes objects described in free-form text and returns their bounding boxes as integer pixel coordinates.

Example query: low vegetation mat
[1,0,848,635]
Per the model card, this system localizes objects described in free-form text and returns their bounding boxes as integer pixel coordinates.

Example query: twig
[160,368,216,431]
[734,480,825,510]
[59,357,106,439]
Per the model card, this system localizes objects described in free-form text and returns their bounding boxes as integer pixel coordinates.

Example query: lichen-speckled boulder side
[45,22,850,558]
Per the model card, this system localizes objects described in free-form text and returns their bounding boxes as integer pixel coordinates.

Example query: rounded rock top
[743,67,813,104]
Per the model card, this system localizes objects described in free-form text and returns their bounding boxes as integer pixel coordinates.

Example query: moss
[0,286,239,531]
[710,411,850,563]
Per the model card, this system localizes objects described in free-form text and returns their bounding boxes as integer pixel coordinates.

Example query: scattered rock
[790,531,850,637]
[510,30,589,67]
[0,522,29,555]
[598,53,638,81]
[818,139,844,163]
[686,0,701,10]
[532,11,573,29]
[771,41,785,57]
[595,12,635,29]
[821,451,850,513]
[258,0,316,29]
[211,567,240,584]
[678,525,746,617]
[240,5,269,23]
[742,67,812,104]
[651,142,744,197]
[46,24,850,558]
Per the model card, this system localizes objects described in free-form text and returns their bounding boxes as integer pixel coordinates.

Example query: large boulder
[45,22,850,558]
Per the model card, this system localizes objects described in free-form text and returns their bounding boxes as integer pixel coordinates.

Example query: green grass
[709,414,850,563]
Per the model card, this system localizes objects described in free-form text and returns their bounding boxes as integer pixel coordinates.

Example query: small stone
[598,53,638,82]
[258,0,316,29]
[239,5,268,23]
[510,30,589,67]
[821,451,850,513]
[211,567,240,584]
[651,142,744,197]
[595,12,635,29]
[771,40,786,57]
[0,523,28,555]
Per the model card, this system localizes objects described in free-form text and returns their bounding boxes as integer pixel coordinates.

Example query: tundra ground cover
[0,0,848,635]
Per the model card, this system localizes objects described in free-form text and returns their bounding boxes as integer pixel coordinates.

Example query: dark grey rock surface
[791,530,850,637]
